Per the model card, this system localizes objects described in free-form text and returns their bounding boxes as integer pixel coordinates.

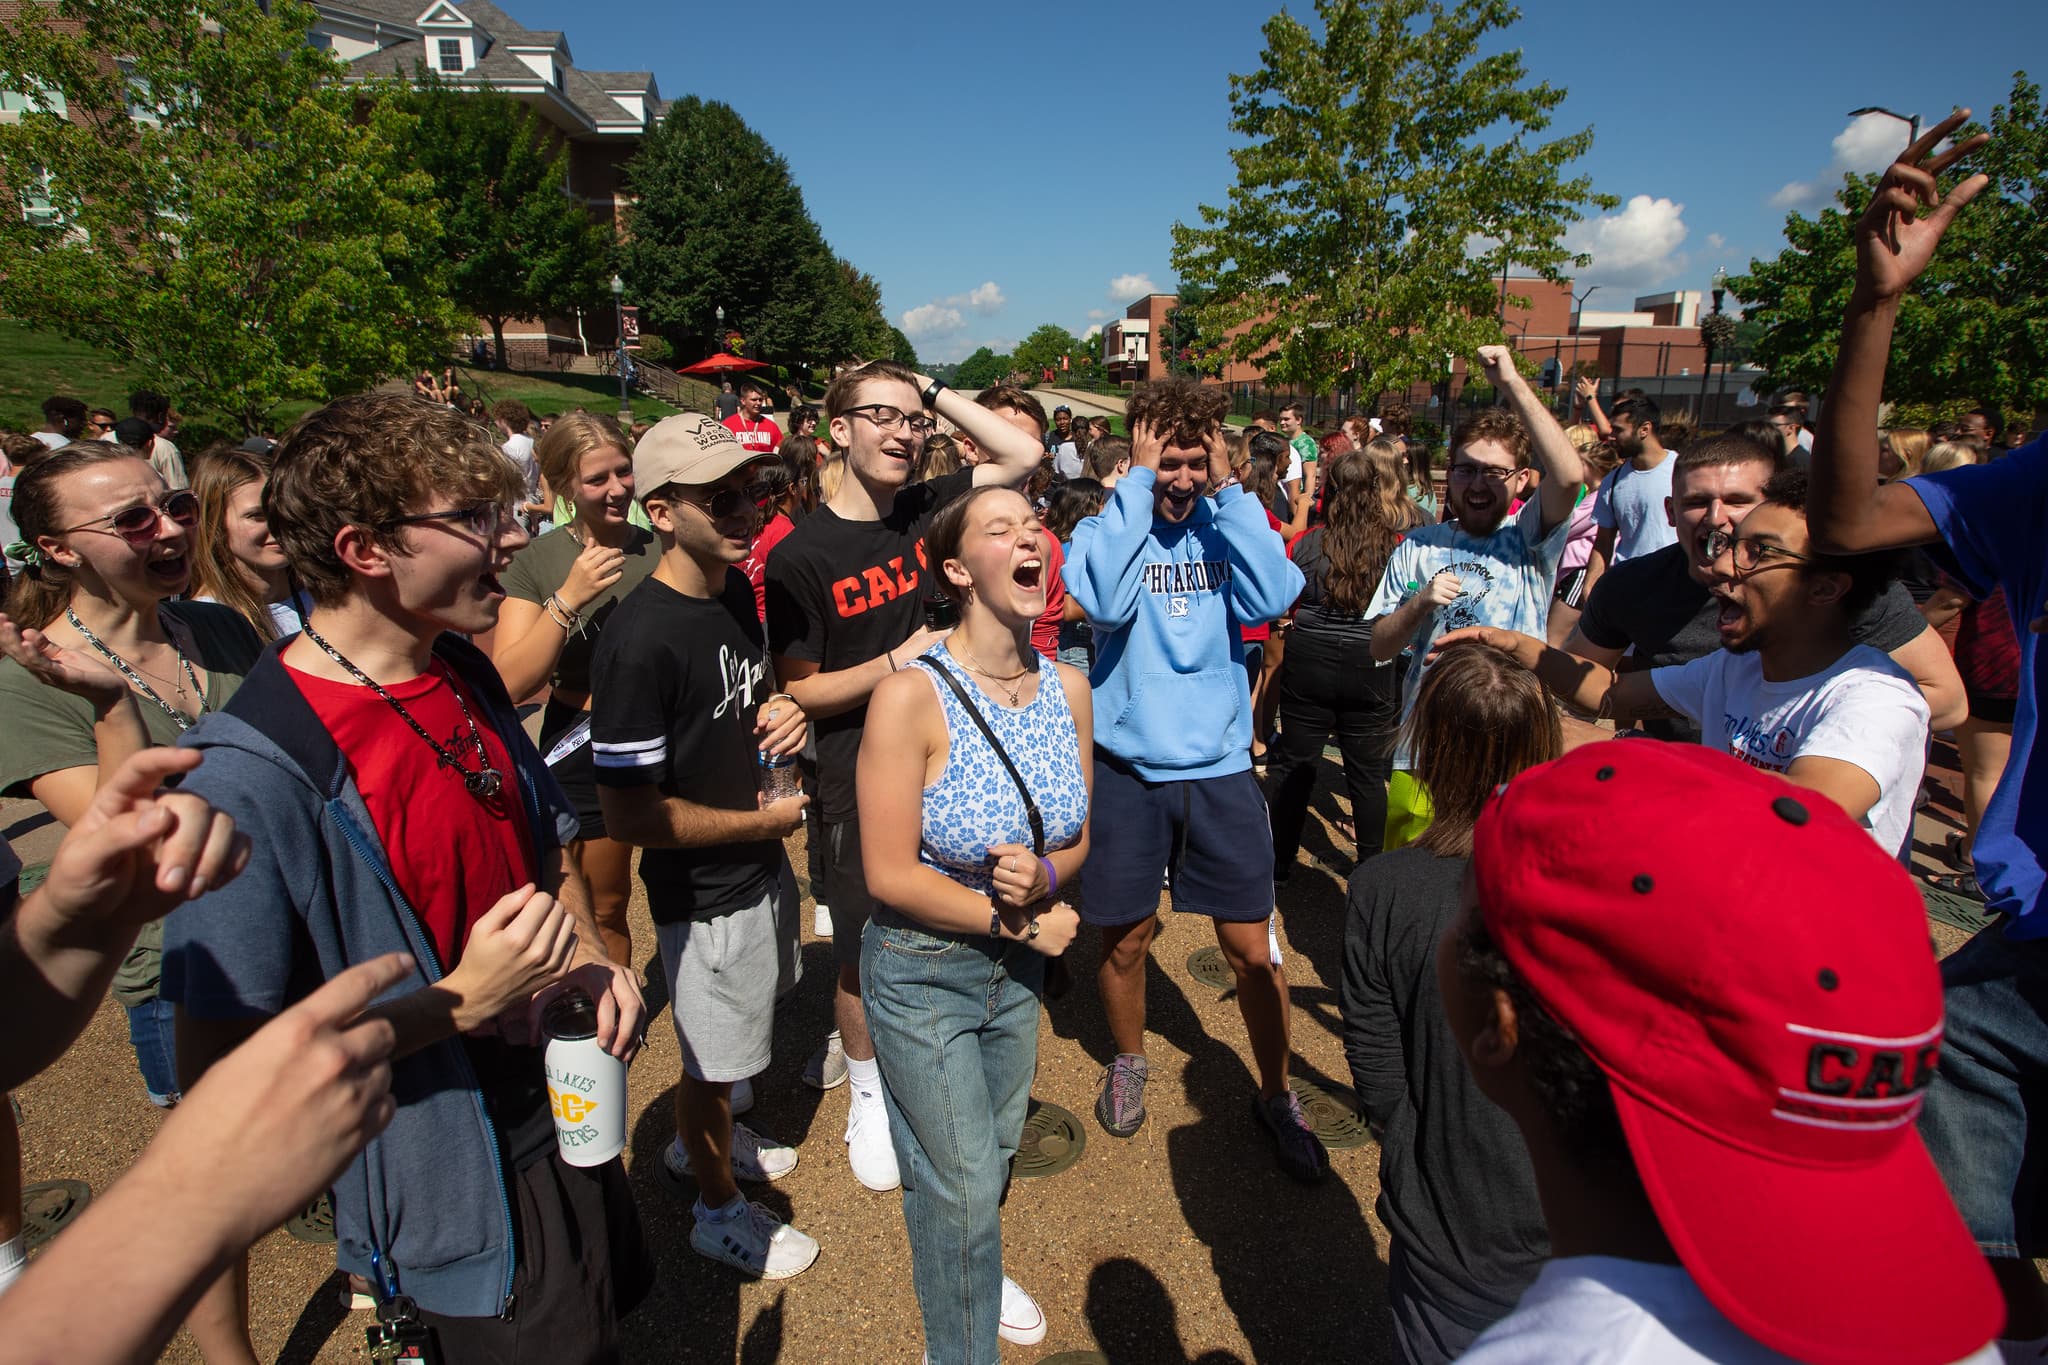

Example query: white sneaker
[803,1030,847,1090]
[1267,912,1283,967]
[730,1076,754,1116]
[813,901,833,938]
[1000,1275,1048,1346]
[690,1198,819,1280]
[844,1092,900,1191]
[662,1124,798,1185]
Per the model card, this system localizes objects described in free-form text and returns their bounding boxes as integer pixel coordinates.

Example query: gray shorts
[656,876,789,1083]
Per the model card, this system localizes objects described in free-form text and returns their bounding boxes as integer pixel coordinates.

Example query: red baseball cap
[1472,740,2000,1365]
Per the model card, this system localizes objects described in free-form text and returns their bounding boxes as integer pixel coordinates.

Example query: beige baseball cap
[631,412,768,496]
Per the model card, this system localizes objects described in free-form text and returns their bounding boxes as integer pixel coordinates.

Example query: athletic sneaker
[803,1029,847,1090]
[660,1125,799,1187]
[1000,1275,1048,1345]
[844,1091,901,1191]
[813,901,833,938]
[690,1197,819,1280]
[730,1076,754,1116]
[1255,1089,1329,1184]
[1095,1053,1149,1137]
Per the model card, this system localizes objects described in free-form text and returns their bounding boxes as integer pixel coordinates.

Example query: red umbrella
[678,352,769,376]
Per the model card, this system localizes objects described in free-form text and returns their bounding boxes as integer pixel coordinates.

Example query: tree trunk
[489,316,508,370]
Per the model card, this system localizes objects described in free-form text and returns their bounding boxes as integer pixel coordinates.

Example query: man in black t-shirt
[591,414,818,1278]
[763,359,1044,1194]
[1567,432,1965,741]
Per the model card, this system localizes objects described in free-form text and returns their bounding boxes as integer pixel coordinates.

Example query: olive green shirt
[0,600,265,1005]
[500,524,660,697]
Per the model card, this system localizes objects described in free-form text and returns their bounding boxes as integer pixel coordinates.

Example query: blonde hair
[1562,423,1598,452]
[534,410,629,517]
[1886,428,1930,477]
[818,453,847,503]
[1920,441,1977,475]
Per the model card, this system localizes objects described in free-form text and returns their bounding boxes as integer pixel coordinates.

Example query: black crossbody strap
[911,652,1045,855]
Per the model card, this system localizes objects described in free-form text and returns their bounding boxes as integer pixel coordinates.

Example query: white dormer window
[437,38,463,71]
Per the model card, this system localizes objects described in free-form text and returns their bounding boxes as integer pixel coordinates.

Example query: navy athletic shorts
[1080,748,1275,927]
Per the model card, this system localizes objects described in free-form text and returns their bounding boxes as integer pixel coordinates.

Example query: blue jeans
[861,912,1044,1365]
[1919,926,2048,1257]
[124,996,180,1106]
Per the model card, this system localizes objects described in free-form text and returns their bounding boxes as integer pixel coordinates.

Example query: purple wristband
[1038,856,1058,900]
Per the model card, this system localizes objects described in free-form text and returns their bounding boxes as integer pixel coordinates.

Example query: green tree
[403,78,615,368]
[624,97,861,366]
[887,326,920,369]
[1729,72,2046,415]
[0,0,455,434]
[1170,0,1612,399]
[955,347,1007,389]
[1012,323,1083,380]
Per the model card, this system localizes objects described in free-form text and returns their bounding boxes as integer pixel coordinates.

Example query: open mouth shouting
[144,547,191,591]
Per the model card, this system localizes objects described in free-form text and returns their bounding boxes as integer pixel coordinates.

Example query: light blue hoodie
[1064,468,1304,780]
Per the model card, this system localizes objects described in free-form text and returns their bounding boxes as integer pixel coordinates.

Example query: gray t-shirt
[1576,542,1927,743]
[1591,456,1678,563]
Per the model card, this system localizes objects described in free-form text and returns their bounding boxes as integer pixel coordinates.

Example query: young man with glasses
[162,392,649,1361]
[1366,346,1585,840]
[1435,468,1929,854]
[591,414,816,1278]
[763,359,1043,1194]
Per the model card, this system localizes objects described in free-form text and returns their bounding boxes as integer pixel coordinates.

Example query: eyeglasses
[1701,527,1814,575]
[1447,462,1518,486]
[381,502,514,540]
[844,405,936,436]
[674,478,778,521]
[58,490,199,545]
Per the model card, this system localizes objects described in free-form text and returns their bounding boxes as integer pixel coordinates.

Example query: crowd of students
[0,112,2040,1364]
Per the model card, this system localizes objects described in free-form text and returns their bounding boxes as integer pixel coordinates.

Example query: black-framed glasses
[1447,461,1518,486]
[58,490,199,545]
[380,502,514,540]
[1702,527,1814,575]
[844,405,936,436]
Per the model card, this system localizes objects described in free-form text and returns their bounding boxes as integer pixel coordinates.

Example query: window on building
[21,170,63,228]
[0,83,67,120]
[437,38,463,71]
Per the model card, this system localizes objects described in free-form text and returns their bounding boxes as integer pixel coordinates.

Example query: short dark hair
[1247,429,1290,469]
[739,379,767,398]
[111,417,157,449]
[1127,378,1229,448]
[1456,911,1630,1168]
[1251,409,1278,426]
[490,399,532,434]
[1279,400,1306,421]
[1450,408,1532,468]
[41,395,85,426]
[974,384,1048,437]
[1086,435,1130,481]
[1672,431,1784,485]
[128,389,170,425]
[1760,468,1896,617]
[1611,395,1661,433]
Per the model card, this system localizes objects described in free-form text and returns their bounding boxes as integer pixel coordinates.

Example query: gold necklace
[952,646,1033,706]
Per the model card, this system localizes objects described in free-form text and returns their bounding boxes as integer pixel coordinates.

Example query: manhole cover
[21,1178,90,1251]
[286,1190,337,1244]
[1013,1099,1086,1179]
[16,861,48,896]
[1923,883,1995,934]
[1290,1077,1374,1150]
[1186,945,1233,991]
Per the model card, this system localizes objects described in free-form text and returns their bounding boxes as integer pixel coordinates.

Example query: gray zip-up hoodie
[162,634,577,1320]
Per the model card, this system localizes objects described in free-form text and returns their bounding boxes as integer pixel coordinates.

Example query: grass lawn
[441,362,693,423]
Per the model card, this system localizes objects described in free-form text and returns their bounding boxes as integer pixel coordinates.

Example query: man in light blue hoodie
[1063,378,1326,1181]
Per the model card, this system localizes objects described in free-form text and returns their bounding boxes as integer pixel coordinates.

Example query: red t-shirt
[744,510,795,622]
[723,414,783,454]
[1031,533,1067,661]
[289,662,536,970]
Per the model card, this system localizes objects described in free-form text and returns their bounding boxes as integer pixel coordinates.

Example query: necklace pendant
[464,768,504,800]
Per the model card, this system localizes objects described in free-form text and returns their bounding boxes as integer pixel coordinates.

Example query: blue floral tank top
[912,645,1088,898]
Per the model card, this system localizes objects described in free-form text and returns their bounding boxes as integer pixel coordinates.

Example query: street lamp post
[716,305,725,351]
[1709,267,1728,424]
[611,274,630,424]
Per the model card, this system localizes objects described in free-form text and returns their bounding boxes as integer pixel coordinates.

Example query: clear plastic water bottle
[758,749,801,802]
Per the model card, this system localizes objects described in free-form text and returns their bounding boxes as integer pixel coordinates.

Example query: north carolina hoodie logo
[1142,559,1230,595]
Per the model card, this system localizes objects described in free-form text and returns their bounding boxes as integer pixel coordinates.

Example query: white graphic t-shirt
[1651,643,1929,853]
[1369,498,1572,760]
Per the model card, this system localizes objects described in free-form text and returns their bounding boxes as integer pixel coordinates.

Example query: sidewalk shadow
[1085,1256,1247,1365]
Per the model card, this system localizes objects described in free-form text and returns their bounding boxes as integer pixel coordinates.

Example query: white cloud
[1082,324,1103,341]
[1768,113,1920,213]
[954,280,1006,314]
[1566,195,1689,290]
[1705,232,1726,251]
[900,303,964,339]
[1108,273,1157,300]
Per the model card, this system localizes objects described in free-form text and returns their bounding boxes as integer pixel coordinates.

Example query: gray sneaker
[803,1030,847,1090]
[1095,1053,1149,1137]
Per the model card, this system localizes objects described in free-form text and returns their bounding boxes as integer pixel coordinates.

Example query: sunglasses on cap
[58,490,199,545]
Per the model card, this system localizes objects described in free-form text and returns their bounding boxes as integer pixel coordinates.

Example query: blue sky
[523,0,2046,363]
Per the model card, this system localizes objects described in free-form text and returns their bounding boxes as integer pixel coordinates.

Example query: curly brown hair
[1124,377,1229,449]
[266,393,522,606]
[1451,407,1532,469]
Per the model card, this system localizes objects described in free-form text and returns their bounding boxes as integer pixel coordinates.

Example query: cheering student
[591,415,815,1278]
[162,393,647,1363]
[1802,111,2048,1350]
[1448,741,1999,1364]
[859,485,1091,1361]
[763,360,1041,1192]
[1062,379,1318,1178]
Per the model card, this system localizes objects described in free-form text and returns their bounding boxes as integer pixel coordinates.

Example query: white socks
[845,1054,883,1104]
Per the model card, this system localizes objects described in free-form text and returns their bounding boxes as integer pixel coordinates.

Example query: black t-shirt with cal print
[764,469,975,821]
[589,569,778,923]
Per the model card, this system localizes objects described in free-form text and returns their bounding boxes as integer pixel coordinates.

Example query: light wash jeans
[861,911,1044,1365]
